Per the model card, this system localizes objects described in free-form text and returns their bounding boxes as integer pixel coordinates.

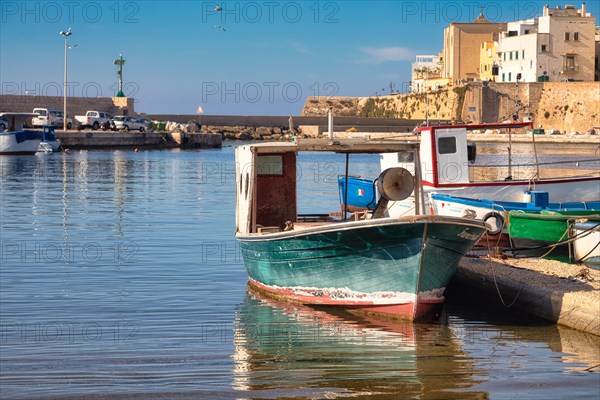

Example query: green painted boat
[235,139,486,321]
[507,210,600,260]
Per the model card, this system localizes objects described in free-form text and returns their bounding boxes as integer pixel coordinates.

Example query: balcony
[562,65,579,73]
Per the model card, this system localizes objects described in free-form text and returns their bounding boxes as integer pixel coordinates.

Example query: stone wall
[0,95,135,118]
[302,82,600,133]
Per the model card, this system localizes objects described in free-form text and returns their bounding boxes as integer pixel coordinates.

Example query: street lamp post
[59,28,72,132]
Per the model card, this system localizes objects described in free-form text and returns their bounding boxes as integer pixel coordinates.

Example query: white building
[498,3,596,82]
[410,55,444,92]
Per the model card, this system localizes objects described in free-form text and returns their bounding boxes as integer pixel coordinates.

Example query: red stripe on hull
[248,279,444,321]
[423,176,599,188]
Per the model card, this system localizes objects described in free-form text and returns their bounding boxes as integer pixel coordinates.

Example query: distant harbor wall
[0,94,134,118]
[56,131,222,149]
[302,82,600,133]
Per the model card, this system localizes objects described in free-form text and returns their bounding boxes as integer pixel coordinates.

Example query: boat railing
[468,157,600,181]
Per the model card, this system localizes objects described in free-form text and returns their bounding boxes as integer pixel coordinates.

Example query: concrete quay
[55,130,222,149]
[452,256,600,336]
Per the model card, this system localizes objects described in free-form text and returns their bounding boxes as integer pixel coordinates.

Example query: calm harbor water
[1,142,599,399]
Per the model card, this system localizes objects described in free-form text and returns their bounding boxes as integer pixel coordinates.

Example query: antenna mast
[113,53,126,97]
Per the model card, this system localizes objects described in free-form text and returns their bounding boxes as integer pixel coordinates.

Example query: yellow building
[479,41,498,81]
[442,13,507,84]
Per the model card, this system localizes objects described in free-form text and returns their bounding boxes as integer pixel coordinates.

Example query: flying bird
[214,5,223,11]
[214,25,226,32]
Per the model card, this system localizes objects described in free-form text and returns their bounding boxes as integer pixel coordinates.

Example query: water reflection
[233,286,486,399]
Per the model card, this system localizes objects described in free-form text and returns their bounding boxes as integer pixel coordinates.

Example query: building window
[563,55,577,73]
[524,29,530,34]
[574,32,579,41]
[565,32,570,41]
[509,72,512,81]
[516,51,519,60]
[503,52,506,61]
[541,45,547,52]
[522,50,525,58]
[510,52,513,60]
[502,73,505,82]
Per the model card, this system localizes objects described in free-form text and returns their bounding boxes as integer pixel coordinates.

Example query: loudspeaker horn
[376,167,414,202]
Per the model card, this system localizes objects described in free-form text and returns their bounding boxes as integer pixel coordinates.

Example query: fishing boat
[0,113,43,155]
[430,192,600,235]
[571,221,600,268]
[37,125,61,152]
[235,139,487,320]
[507,210,600,261]
[379,122,600,217]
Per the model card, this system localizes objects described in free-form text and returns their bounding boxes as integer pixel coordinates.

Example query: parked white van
[32,108,72,128]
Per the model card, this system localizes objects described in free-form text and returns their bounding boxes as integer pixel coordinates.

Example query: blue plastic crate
[338,176,377,210]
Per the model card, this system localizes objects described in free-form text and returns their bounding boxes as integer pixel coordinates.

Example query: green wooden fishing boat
[507,210,600,260]
[235,139,486,321]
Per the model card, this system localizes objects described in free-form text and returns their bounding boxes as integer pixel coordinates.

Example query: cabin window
[438,137,456,154]
[397,151,414,163]
[257,155,283,176]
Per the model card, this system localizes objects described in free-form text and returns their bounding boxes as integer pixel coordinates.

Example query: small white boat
[572,222,600,268]
[431,192,600,235]
[0,113,43,155]
[37,125,61,153]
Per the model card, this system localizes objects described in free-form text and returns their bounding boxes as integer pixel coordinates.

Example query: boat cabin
[381,122,533,186]
[0,113,37,132]
[235,139,423,235]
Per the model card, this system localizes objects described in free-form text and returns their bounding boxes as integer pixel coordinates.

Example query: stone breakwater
[199,125,308,141]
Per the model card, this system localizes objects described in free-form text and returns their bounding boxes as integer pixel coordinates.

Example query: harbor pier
[452,257,599,336]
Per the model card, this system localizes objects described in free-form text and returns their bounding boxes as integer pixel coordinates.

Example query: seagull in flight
[214,25,226,32]
[214,5,223,11]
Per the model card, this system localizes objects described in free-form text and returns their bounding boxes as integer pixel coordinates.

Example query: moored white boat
[380,123,600,217]
[430,192,600,235]
[0,113,43,155]
[37,125,62,152]
[572,222,600,268]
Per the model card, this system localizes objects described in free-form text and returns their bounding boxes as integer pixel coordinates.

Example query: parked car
[138,118,154,132]
[32,108,70,127]
[0,118,8,131]
[75,111,114,130]
[113,116,146,132]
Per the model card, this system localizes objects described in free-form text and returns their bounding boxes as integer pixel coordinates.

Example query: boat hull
[0,130,43,155]
[431,193,600,236]
[508,211,600,260]
[573,222,600,268]
[38,139,61,152]
[390,177,600,217]
[238,216,486,320]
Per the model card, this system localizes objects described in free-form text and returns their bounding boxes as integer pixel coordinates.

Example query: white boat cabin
[235,140,423,236]
[381,122,532,187]
[0,113,37,132]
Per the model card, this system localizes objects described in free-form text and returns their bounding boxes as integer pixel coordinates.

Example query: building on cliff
[497,3,596,83]
[442,13,507,84]
[410,55,447,92]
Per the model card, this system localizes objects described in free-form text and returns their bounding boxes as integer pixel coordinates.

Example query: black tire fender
[482,212,504,236]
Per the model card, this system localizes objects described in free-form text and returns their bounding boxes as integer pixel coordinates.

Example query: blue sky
[2,1,599,115]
